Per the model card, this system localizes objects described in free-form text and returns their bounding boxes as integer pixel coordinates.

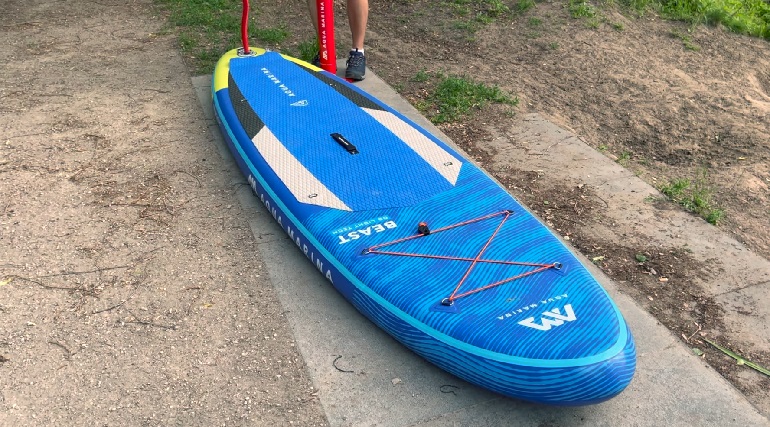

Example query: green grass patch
[415,72,519,124]
[569,0,598,18]
[617,150,632,166]
[154,0,293,73]
[622,0,770,39]
[413,69,431,83]
[516,0,537,13]
[284,38,317,64]
[567,0,605,28]
[659,170,725,224]
[526,30,543,38]
[663,0,770,39]
[253,26,290,45]
[446,0,514,35]
[570,0,770,40]
[671,28,701,50]
[620,0,655,15]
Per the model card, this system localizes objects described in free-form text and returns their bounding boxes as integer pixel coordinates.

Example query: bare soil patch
[1,1,326,425]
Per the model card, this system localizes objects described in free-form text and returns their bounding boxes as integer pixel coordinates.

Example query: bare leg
[347,0,368,50]
[309,0,368,50]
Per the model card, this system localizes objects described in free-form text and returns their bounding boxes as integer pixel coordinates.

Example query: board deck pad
[229,52,461,211]
[213,48,636,405]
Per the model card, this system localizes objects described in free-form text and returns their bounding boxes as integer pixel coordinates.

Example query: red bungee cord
[366,210,562,306]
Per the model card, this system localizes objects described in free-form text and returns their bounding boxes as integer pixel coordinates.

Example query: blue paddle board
[212,47,636,405]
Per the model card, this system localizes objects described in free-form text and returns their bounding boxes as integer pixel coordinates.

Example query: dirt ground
[1,1,327,425]
[2,0,769,425]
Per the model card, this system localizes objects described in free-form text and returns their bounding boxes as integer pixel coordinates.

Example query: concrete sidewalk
[193,61,769,426]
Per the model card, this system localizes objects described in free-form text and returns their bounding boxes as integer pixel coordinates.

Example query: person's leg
[347,0,368,51]
[345,0,368,80]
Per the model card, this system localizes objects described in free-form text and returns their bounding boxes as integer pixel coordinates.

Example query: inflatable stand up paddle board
[212,0,636,405]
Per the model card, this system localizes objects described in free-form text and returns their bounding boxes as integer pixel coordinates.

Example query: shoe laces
[347,52,364,67]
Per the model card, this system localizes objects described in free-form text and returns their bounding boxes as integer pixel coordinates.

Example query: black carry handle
[331,133,359,154]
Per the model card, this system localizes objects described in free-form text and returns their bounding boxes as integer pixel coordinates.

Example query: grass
[253,26,290,44]
[568,0,605,28]
[661,0,770,39]
[294,39,319,64]
[517,0,537,14]
[153,0,770,75]
[154,0,293,73]
[671,28,702,50]
[562,0,770,40]
[569,0,598,18]
[529,17,544,26]
[617,150,632,166]
[414,72,519,124]
[621,0,770,39]
[659,169,725,224]
[446,0,514,35]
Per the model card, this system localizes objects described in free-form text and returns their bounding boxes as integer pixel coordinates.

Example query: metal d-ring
[553,262,563,270]
[441,298,454,306]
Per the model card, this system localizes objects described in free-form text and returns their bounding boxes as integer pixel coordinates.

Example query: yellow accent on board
[213,48,324,92]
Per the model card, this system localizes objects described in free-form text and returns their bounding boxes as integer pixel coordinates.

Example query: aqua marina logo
[518,304,577,331]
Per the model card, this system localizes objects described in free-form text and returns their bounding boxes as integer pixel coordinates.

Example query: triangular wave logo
[291,100,309,107]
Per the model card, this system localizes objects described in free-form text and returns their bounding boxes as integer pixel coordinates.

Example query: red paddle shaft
[317,0,337,74]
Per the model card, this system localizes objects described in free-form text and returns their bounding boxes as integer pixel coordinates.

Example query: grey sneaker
[345,50,366,81]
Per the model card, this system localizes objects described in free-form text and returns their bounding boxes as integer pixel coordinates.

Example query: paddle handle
[317,0,337,74]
